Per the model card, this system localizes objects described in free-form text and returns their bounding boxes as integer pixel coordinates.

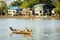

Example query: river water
[0,18,60,40]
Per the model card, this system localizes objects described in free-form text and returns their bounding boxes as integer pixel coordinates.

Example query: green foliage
[10,0,55,8]
[29,0,40,7]
[55,10,60,15]
[0,1,7,14]
[20,0,40,8]
[40,0,52,4]
[40,0,54,8]
[52,0,60,14]
[20,1,29,8]
[20,0,54,8]
[10,0,22,6]
[52,1,60,10]
[58,0,60,2]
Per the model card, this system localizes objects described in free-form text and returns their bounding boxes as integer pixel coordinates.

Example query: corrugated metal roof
[8,6,22,11]
[34,4,46,7]
[8,6,22,10]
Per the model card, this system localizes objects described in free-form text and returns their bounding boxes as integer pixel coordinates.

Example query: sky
[0,0,16,6]
[2,0,23,6]
[6,0,16,6]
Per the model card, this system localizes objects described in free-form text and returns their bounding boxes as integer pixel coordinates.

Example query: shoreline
[0,15,42,18]
[0,16,60,20]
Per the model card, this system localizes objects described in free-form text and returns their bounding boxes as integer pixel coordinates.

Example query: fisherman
[9,27,17,31]
[9,27,21,32]
[24,27,29,32]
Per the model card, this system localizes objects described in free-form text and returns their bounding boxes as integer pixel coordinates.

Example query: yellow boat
[9,27,32,34]
[12,31,31,34]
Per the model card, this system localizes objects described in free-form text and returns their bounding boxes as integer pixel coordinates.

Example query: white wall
[34,7,43,15]
[8,9,16,16]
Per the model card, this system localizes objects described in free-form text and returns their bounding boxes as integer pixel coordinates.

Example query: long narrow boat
[9,27,32,34]
[12,31,31,34]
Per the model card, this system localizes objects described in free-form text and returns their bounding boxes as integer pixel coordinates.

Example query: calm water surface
[0,18,60,40]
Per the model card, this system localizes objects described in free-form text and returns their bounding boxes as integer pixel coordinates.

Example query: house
[8,6,22,16]
[34,4,55,16]
[21,8,27,15]
[22,8,33,16]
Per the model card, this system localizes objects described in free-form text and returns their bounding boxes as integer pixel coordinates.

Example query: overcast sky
[4,0,16,6]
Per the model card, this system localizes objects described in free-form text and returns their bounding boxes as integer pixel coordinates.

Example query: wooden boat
[9,27,32,34]
[12,31,31,34]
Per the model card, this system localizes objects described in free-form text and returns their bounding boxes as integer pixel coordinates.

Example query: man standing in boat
[24,27,29,32]
[24,27,32,32]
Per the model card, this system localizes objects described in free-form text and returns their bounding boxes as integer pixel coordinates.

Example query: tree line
[0,0,60,15]
[10,0,53,8]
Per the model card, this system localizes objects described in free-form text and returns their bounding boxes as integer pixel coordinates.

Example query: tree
[20,0,40,8]
[10,0,55,9]
[0,1,7,15]
[58,0,60,2]
[10,0,22,6]
[29,0,40,7]
[52,0,60,10]
[41,0,52,4]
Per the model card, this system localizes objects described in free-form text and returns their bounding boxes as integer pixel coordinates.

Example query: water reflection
[10,34,32,40]
[10,33,31,37]
[23,34,31,37]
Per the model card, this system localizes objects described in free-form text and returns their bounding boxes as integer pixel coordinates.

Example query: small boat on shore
[9,27,32,34]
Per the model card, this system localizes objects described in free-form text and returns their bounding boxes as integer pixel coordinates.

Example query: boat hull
[9,27,32,34]
[12,31,31,34]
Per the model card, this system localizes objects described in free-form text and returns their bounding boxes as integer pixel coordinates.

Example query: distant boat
[9,27,32,34]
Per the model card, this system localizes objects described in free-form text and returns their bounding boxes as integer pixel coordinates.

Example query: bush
[55,10,60,14]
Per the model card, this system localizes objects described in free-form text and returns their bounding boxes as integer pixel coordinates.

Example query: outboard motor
[9,27,13,31]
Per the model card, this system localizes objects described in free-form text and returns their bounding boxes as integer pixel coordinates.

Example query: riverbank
[0,16,35,19]
[0,16,60,20]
